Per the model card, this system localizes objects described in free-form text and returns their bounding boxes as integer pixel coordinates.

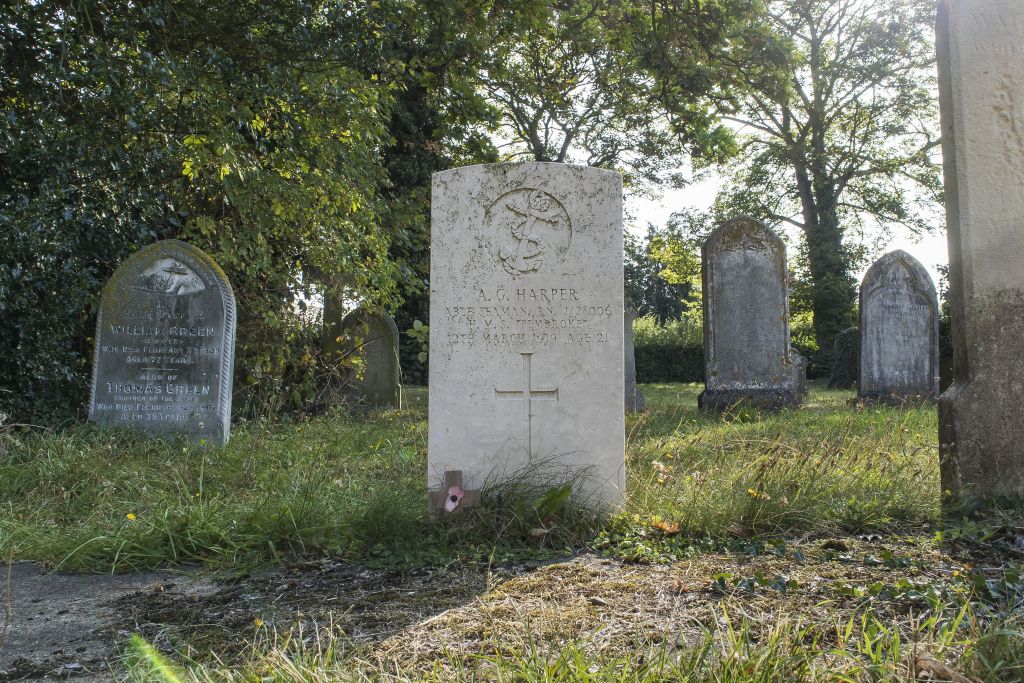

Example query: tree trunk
[802,180,856,358]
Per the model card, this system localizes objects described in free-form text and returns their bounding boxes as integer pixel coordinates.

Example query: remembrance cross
[494,352,559,458]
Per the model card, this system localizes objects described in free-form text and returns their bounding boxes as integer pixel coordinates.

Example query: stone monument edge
[432,161,623,183]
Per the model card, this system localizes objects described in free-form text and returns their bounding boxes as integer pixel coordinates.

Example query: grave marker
[324,307,402,410]
[89,240,236,443]
[624,301,645,413]
[859,250,939,402]
[937,0,1024,497]
[698,217,799,410]
[429,162,625,506]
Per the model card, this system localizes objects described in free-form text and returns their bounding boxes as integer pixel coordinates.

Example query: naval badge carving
[486,188,571,278]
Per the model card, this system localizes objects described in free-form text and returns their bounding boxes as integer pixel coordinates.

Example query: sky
[624,174,950,288]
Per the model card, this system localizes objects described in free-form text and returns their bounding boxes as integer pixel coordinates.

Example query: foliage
[709,0,943,358]
[632,313,704,383]
[480,0,690,196]
[829,326,860,390]
[0,0,405,423]
[624,227,694,322]
[615,0,790,169]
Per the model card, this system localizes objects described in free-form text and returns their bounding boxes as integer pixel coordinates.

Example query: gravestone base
[698,388,801,412]
[938,301,1024,499]
[859,390,936,406]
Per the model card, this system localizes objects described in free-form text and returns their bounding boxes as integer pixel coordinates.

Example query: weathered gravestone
[791,350,808,399]
[698,217,800,410]
[429,162,625,507]
[858,250,939,402]
[323,308,402,410]
[624,300,645,413]
[936,0,1024,498]
[89,240,236,443]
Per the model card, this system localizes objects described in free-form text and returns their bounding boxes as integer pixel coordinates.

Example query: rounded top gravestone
[698,216,799,410]
[859,250,939,401]
[338,309,402,410]
[89,240,236,443]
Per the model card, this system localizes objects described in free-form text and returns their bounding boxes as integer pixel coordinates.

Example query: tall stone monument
[624,300,645,413]
[859,250,939,402]
[89,240,236,443]
[699,217,799,410]
[324,308,402,410]
[937,0,1024,498]
[429,163,625,505]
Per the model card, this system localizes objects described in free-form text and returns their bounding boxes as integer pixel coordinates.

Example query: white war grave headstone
[859,250,939,402]
[89,240,236,443]
[936,0,1024,498]
[698,217,800,410]
[429,163,625,507]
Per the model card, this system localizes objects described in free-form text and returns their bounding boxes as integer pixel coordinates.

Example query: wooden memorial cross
[428,470,481,519]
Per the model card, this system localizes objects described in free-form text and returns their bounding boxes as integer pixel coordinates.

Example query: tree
[479,0,772,195]
[480,1,682,194]
[709,0,942,356]
[624,225,696,321]
[0,0,522,421]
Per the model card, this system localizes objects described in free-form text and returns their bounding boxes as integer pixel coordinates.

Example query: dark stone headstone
[792,350,809,398]
[324,308,401,410]
[624,301,645,413]
[88,240,236,443]
[859,250,939,402]
[698,217,800,410]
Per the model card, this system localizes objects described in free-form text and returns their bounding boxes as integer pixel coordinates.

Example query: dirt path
[0,563,216,682]
[0,533,1002,679]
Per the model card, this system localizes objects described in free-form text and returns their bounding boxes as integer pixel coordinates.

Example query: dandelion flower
[127,513,136,520]
[748,489,758,497]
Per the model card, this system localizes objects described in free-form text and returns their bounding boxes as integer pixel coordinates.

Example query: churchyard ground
[2,381,1023,681]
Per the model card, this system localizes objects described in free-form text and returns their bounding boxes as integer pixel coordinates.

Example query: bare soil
[0,532,1008,679]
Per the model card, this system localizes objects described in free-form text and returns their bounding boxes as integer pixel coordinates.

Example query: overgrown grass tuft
[622,381,941,541]
[122,603,1024,682]
[1,381,947,572]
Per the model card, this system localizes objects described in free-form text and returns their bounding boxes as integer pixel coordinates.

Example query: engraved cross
[495,352,558,457]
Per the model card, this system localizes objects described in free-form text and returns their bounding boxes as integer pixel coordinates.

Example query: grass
[124,600,1024,682]
[623,380,940,543]
[5,381,1024,680]
[0,381,948,572]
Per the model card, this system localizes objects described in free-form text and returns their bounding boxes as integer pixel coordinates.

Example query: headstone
[624,300,645,413]
[791,350,808,399]
[336,308,402,410]
[698,217,800,410]
[88,240,236,443]
[429,162,625,506]
[858,250,939,402]
[937,0,1024,498]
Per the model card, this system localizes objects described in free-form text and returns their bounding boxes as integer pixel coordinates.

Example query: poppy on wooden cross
[428,470,481,519]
